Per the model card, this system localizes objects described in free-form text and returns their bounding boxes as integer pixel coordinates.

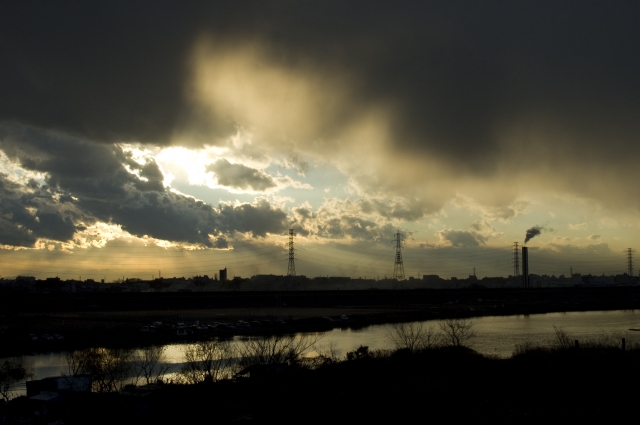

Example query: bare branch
[386,322,439,352]
[236,333,322,370]
[133,346,169,385]
[181,339,235,384]
[438,319,476,347]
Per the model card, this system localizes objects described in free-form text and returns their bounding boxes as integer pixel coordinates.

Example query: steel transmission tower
[287,229,296,276]
[627,248,634,276]
[393,231,405,280]
[513,242,520,277]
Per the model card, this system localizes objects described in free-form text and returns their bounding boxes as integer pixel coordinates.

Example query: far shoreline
[1,286,639,357]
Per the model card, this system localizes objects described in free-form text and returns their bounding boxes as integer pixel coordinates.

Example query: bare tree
[0,360,32,401]
[66,347,134,392]
[235,333,322,370]
[386,322,439,353]
[181,339,234,384]
[438,318,476,347]
[132,346,170,385]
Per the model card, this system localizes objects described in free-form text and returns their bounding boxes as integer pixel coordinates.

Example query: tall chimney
[521,246,529,288]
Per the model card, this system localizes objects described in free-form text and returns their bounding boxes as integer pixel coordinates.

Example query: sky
[1,1,639,281]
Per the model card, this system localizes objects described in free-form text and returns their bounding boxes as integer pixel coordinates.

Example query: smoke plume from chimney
[524,226,544,245]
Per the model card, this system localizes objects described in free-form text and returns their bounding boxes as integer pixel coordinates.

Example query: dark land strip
[1,287,639,357]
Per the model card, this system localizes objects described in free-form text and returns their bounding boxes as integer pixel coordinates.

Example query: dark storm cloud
[206,159,276,191]
[3,1,640,217]
[2,2,639,155]
[0,2,204,144]
[0,174,78,246]
[136,160,165,192]
[0,124,289,246]
[218,199,288,238]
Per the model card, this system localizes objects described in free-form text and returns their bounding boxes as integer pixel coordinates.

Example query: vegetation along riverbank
[1,321,638,423]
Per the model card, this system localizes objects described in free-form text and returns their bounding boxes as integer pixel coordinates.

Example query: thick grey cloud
[542,242,611,256]
[292,204,395,241]
[0,174,80,246]
[2,2,638,152]
[0,2,204,144]
[359,198,435,222]
[136,160,165,192]
[218,199,288,238]
[206,159,276,191]
[213,236,229,249]
[2,1,640,215]
[0,124,289,246]
[438,229,487,248]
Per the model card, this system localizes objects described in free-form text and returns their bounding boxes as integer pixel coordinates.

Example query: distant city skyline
[1,3,640,280]
[0,241,633,282]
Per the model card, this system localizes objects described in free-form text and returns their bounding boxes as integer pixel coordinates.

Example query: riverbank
[2,286,640,357]
[2,343,638,423]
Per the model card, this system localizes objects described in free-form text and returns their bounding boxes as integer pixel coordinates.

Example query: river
[5,309,640,397]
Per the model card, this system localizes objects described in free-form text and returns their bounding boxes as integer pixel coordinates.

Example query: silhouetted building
[220,268,227,282]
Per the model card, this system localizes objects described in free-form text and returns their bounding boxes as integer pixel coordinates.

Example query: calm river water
[6,309,640,397]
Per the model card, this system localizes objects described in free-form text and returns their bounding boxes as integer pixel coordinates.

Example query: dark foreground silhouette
[3,344,638,423]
